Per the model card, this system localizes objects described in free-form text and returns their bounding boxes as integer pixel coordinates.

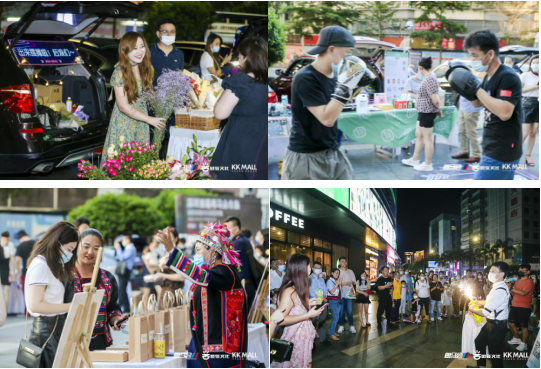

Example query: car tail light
[268,91,277,103]
[20,128,44,134]
[0,84,36,114]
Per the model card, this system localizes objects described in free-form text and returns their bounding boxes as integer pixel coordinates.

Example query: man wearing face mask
[270,259,286,291]
[507,263,534,352]
[467,262,510,369]
[282,25,375,180]
[224,216,258,309]
[114,234,136,314]
[309,261,330,344]
[504,56,522,75]
[446,29,523,180]
[149,17,185,158]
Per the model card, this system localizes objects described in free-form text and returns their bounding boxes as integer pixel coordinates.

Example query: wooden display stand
[248,263,269,324]
[53,248,105,368]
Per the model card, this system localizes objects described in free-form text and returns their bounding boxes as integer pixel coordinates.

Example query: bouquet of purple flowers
[140,69,191,155]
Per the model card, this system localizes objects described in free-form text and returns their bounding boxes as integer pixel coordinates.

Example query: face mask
[122,241,128,247]
[402,284,406,287]
[180,245,186,250]
[472,53,490,73]
[211,46,220,53]
[420,276,425,280]
[418,74,424,81]
[361,276,366,280]
[532,65,539,73]
[329,52,342,75]
[405,271,409,275]
[488,272,499,283]
[59,244,73,264]
[478,276,483,279]
[518,271,525,278]
[400,271,403,275]
[314,268,322,275]
[278,265,286,272]
[161,35,176,46]
[413,295,418,299]
[193,254,206,267]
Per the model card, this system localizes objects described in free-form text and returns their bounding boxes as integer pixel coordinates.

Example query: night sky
[396,188,465,259]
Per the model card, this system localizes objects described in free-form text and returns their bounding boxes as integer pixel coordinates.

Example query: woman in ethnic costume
[65,229,128,350]
[156,222,248,368]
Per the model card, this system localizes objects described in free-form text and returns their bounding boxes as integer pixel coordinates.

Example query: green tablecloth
[338,106,458,148]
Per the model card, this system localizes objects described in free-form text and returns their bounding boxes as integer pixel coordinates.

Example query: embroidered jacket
[166,248,248,367]
[65,268,122,348]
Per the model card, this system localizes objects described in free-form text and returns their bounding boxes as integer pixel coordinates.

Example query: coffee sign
[270,208,304,229]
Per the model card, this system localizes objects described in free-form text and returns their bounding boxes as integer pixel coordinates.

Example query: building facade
[429,213,461,255]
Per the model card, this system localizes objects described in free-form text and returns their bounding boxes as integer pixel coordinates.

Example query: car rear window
[34,13,94,27]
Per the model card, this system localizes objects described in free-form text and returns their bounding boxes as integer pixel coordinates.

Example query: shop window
[322,241,332,249]
[333,244,348,269]
[300,234,311,247]
[270,226,286,242]
[313,238,322,247]
[288,231,301,245]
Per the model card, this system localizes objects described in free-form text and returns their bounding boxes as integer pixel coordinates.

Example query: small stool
[91,148,104,166]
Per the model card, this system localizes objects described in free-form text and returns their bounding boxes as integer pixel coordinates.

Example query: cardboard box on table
[34,84,63,105]
[91,350,128,362]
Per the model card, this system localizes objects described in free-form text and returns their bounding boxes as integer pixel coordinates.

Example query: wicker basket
[174,108,220,131]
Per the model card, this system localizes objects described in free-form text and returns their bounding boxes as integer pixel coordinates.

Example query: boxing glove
[445,60,470,81]
[447,67,482,102]
[331,55,368,106]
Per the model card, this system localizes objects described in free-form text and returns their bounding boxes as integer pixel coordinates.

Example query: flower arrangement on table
[77,136,213,180]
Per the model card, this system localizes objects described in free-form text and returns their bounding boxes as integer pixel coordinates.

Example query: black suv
[0,1,140,174]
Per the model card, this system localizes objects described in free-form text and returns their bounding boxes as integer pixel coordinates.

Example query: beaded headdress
[198,222,242,271]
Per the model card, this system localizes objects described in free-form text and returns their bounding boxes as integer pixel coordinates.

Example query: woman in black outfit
[211,37,268,180]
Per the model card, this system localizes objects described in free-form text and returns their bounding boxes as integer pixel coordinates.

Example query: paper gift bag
[128,301,149,363]
[154,293,172,352]
[169,291,186,352]
[176,289,191,349]
[145,295,157,359]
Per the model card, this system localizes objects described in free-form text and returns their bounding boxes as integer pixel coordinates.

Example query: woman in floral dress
[101,32,166,165]
[271,254,323,368]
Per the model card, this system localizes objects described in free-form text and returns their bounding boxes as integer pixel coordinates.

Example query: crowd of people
[269,253,539,368]
[0,214,267,367]
[101,17,267,180]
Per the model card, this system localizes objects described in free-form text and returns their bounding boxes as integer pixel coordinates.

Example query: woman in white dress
[200,33,232,81]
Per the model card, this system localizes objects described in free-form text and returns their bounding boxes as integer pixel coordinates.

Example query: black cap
[307,26,356,55]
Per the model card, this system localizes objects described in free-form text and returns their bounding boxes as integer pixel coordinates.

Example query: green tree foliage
[68,193,169,241]
[410,1,470,64]
[269,8,286,66]
[357,1,400,40]
[283,1,359,38]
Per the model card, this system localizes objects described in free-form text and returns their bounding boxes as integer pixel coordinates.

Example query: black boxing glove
[448,68,481,101]
[331,55,368,106]
[445,60,471,81]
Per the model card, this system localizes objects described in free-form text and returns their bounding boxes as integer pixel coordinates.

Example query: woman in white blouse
[25,221,78,367]
[200,33,232,81]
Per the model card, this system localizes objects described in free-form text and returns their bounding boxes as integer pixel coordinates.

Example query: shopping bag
[128,300,149,362]
[145,294,157,359]
[169,290,187,352]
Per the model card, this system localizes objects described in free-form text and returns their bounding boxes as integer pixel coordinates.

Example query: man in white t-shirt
[270,259,285,291]
[337,257,357,334]
[415,272,430,320]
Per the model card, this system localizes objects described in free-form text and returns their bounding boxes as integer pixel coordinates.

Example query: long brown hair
[118,32,154,104]
[277,253,311,311]
[527,55,539,74]
[205,33,223,71]
[238,36,267,84]
[27,221,79,284]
